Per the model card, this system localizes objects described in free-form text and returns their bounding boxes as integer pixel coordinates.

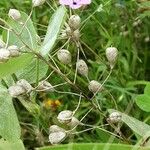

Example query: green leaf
[0,139,25,150]
[144,84,150,95]
[36,143,150,150]
[0,11,37,79]
[40,6,67,56]
[108,109,150,137]
[0,84,21,142]
[17,58,48,84]
[136,94,150,112]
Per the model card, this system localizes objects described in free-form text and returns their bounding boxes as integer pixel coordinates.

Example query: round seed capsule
[37,80,54,92]
[0,48,10,63]
[32,0,46,7]
[57,110,73,124]
[106,47,118,69]
[72,29,80,41]
[8,85,26,98]
[49,125,65,133]
[68,15,81,30]
[108,112,121,123]
[16,79,33,93]
[8,45,20,57]
[8,9,21,20]
[67,117,80,128]
[76,59,88,77]
[88,80,103,93]
[57,49,71,65]
[49,131,67,145]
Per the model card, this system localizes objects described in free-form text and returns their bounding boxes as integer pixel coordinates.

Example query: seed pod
[57,49,71,65]
[8,85,26,97]
[72,29,80,41]
[32,0,46,7]
[49,125,65,133]
[37,80,54,92]
[16,79,33,93]
[8,9,21,20]
[108,112,121,123]
[57,110,73,124]
[65,26,72,36]
[8,45,20,57]
[68,15,81,30]
[106,47,118,69]
[49,131,67,145]
[67,117,80,128]
[0,39,6,48]
[76,59,88,77]
[88,80,103,93]
[0,48,10,63]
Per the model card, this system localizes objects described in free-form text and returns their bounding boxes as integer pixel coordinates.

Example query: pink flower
[59,0,91,9]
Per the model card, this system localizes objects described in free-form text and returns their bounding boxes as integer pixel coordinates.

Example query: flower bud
[8,85,26,97]
[67,117,80,128]
[57,110,73,124]
[108,112,121,123]
[49,131,67,145]
[32,0,46,7]
[49,125,65,133]
[37,80,54,92]
[0,39,6,48]
[76,59,88,77]
[88,80,103,93]
[68,15,81,30]
[8,9,21,20]
[106,47,118,69]
[16,79,33,93]
[8,45,20,57]
[0,48,10,63]
[57,49,71,65]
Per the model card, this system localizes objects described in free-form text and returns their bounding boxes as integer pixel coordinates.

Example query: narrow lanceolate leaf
[0,84,21,142]
[108,109,150,137]
[36,143,150,150]
[0,11,37,79]
[40,6,66,56]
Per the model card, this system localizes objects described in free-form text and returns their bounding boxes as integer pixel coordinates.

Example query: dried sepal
[8,85,26,97]
[68,15,81,30]
[8,9,21,20]
[76,59,88,77]
[106,47,118,69]
[108,112,121,123]
[8,45,20,57]
[57,49,71,65]
[67,117,80,128]
[0,48,10,63]
[88,80,103,93]
[37,80,54,92]
[57,110,73,124]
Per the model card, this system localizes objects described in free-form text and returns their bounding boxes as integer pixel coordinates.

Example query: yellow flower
[43,98,61,109]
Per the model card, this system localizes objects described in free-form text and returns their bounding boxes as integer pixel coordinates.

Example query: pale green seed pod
[67,117,80,128]
[0,48,10,63]
[76,59,88,77]
[32,0,46,7]
[49,125,65,134]
[57,49,71,65]
[57,110,73,124]
[72,29,80,41]
[8,45,20,57]
[106,47,118,69]
[88,80,103,93]
[8,9,21,20]
[108,112,121,123]
[68,15,81,30]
